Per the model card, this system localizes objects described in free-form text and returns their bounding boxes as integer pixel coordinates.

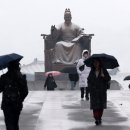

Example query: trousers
[80,87,89,99]
[3,107,21,130]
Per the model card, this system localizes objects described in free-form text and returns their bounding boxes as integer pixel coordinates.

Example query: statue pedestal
[52,63,76,71]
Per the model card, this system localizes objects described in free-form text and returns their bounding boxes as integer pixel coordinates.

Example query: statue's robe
[54,22,84,64]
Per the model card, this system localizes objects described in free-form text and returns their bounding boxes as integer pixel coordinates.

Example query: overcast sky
[0,0,130,72]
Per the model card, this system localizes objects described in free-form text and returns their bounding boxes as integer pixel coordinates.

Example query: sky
[0,0,130,72]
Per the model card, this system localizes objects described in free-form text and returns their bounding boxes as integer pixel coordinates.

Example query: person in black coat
[68,73,79,90]
[44,73,57,90]
[0,61,28,130]
[87,58,111,125]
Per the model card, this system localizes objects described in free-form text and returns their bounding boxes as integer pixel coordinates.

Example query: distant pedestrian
[87,58,111,125]
[44,73,57,90]
[0,61,28,130]
[68,73,79,90]
[77,50,90,101]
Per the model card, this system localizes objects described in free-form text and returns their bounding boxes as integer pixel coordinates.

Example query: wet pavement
[0,90,130,130]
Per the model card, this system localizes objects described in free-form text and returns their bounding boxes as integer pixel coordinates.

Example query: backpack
[3,80,21,105]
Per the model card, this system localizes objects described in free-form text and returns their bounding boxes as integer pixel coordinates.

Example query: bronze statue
[41,8,94,71]
[51,8,87,64]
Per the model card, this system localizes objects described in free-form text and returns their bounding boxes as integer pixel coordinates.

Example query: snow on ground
[106,71,130,123]
[0,72,130,129]
[111,72,130,90]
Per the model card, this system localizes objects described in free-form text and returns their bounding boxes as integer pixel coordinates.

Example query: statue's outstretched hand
[72,35,83,43]
[71,40,77,43]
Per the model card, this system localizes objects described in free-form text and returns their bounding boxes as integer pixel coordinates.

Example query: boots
[95,119,102,125]
[86,96,89,101]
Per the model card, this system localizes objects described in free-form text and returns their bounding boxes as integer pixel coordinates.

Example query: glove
[79,65,84,71]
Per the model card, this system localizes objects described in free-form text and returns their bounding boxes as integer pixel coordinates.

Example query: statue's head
[64,8,72,25]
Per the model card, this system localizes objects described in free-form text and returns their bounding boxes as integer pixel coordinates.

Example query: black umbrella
[124,76,130,80]
[84,53,119,69]
[60,66,77,74]
[0,53,23,70]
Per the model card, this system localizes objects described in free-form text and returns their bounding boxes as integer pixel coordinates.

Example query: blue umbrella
[84,53,119,69]
[0,53,23,70]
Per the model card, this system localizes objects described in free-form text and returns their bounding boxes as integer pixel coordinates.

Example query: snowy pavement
[0,90,130,130]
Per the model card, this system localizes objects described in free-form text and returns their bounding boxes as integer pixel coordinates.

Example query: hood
[82,49,89,59]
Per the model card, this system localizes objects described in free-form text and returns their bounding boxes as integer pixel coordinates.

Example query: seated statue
[41,8,93,71]
[51,8,90,64]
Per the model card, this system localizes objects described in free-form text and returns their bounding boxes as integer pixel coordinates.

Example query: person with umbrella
[0,59,28,130]
[76,50,90,101]
[44,73,57,90]
[87,58,111,125]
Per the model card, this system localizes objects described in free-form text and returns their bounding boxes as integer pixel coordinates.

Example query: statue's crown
[64,8,71,14]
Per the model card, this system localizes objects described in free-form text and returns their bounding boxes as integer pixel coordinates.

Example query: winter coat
[76,50,90,88]
[68,73,79,82]
[44,76,57,90]
[0,72,28,110]
[87,68,111,109]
